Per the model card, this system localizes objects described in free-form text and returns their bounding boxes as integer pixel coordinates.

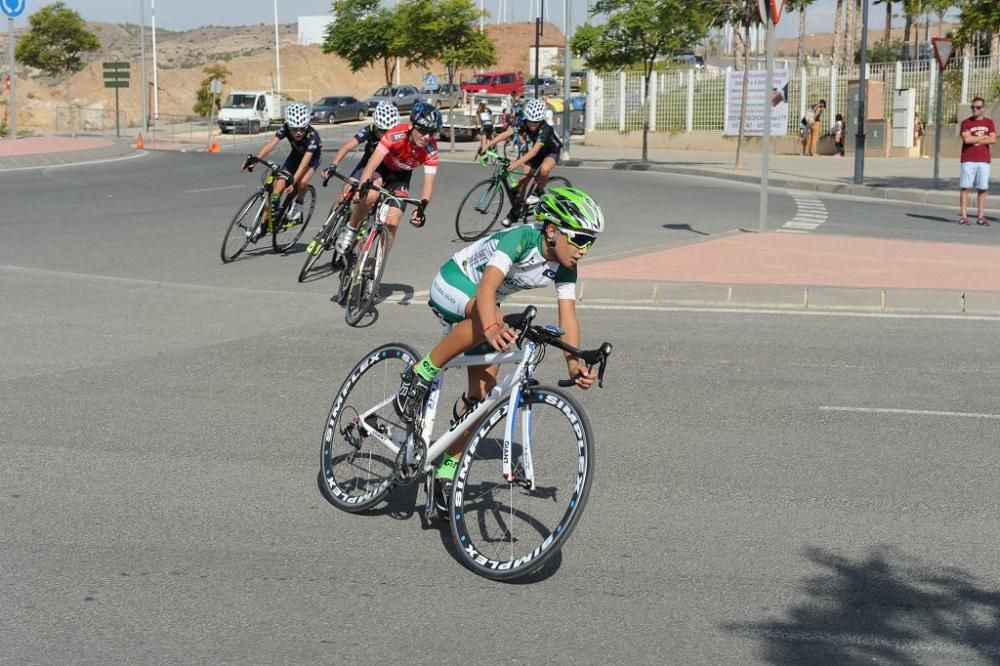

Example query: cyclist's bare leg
[382,205,404,254]
[535,156,557,192]
[294,166,316,204]
[347,187,380,231]
[443,364,499,458]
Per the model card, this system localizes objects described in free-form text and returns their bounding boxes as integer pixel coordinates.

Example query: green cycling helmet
[535,186,605,234]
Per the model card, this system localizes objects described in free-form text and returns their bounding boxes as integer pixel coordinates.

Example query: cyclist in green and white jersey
[394,187,605,488]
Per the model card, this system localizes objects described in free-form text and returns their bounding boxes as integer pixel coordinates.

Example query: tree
[15,2,99,78]
[571,0,714,161]
[786,0,817,70]
[710,0,762,168]
[324,0,403,86]
[874,0,895,43]
[193,64,231,117]
[395,0,497,88]
[833,0,845,66]
[954,0,999,62]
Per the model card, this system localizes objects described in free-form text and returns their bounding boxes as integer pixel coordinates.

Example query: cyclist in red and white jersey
[334,102,442,256]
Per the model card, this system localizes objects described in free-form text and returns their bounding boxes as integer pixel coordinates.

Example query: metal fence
[589,55,1000,136]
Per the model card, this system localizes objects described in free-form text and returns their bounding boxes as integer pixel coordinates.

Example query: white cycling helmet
[285,102,310,129]
[523,98,547,122]
[372,101,400,130]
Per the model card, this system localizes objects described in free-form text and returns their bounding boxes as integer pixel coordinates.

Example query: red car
[461,70,525,97]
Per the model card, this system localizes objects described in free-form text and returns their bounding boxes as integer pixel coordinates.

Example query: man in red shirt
[959,97,996,226]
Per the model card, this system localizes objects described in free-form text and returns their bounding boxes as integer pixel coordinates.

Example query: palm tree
[832,0,844,66]
[873,0,894,42]
[785,0,816,70]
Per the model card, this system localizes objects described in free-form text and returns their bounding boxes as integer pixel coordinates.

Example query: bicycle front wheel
[318,343,421,512]
[273,185,316,253]
[344,229,387,326]
[455,179,505,242]
[298,200,349,283]
[449,385,594,581]
[221,192,265,263]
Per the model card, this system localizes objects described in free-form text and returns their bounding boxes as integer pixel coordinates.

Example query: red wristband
[483,322,501,334]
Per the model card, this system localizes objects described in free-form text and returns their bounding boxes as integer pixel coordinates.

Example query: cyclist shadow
[278,242,309,257]
[376,282,417,305]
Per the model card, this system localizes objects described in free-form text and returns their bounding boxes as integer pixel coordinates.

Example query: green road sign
[103,71,130,80]
[104,81,130,89]
[103,61,129,70]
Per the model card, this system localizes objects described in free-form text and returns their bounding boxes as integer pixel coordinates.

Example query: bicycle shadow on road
[376,282,417,306]
[722,544,1000,663]
[663,223,710,236]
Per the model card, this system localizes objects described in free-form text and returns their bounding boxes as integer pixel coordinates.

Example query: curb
[560,159,957,208]
[506,279,1000,316]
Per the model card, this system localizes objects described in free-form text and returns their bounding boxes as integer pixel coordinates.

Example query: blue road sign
[1,0,26,19]
[423,73,439,91]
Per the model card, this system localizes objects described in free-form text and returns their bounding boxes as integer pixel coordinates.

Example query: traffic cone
[136,132,144,149]
[208,142,220,153]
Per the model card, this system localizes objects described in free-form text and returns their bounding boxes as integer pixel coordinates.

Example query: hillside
[0,21,564,132]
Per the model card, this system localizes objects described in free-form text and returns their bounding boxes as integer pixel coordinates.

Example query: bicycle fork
[503,381,536,491]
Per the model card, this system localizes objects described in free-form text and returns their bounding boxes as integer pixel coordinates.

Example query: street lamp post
[853,0,870,184]
[273,0,281,94]
[151,0,159,121]
[139,0,148,134]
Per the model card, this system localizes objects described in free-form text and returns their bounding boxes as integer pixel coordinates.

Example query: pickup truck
[217,91,283,134]
[420,83,462,109]
[440,93,509,140]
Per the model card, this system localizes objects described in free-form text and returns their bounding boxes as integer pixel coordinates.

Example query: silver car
[365,85,422,114]
[525,77,561,97]
[311,96,367,124]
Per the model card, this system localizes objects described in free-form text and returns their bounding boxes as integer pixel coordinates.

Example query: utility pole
[853,0,870,184]
[139,0,148,134]
[151,0,159,121]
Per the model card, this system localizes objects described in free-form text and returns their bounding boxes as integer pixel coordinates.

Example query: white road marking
[776,228,808,234]
[782,191,829,233]
[820,406,1000,420]
[1,150,150,173]
[184,185,246,193]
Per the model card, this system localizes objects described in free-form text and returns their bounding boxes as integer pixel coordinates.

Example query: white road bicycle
[317,306,612,581]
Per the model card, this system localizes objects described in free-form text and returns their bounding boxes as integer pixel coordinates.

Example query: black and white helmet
[285,103,310,129]
[524,98,547,122]
[372,101,400,130]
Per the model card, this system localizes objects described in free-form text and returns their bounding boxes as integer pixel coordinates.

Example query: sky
[7,0,865,39]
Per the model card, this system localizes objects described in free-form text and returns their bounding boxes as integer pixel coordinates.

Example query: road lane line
[185,185,246,193]
[820,406,1000,420]
[1,151,150,173]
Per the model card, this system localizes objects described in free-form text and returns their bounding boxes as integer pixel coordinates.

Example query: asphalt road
[3,151,999,664]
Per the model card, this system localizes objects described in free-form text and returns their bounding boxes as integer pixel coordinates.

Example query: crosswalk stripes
[777,191,829,234]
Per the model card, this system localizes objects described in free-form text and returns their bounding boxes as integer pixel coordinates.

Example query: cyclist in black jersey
[244,102,321,222]
[322,101,400,206]
[479,97,563,226]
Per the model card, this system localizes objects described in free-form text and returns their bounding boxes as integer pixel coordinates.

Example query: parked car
[311,96,367,124]
[421,82,462,109]
[461,70,525,96]
[525,77,561,96]
[569,70,588,92]
[365,85,422,114]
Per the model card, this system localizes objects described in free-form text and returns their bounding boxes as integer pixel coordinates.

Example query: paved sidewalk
[0,135,137,169]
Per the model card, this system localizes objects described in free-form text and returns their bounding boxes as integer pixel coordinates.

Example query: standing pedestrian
[958,97,996,226]
[833,113,845,157]
[799,105,813,156]
[809,99,826,157]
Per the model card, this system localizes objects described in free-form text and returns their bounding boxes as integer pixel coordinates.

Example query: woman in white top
[476,102,495,155]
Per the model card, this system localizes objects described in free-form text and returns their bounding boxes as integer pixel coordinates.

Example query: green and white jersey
[453,225,577,301]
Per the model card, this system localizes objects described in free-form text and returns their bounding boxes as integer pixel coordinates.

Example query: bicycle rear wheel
[455,179,505,242]
[344,229,386,326]
[545,175,572,189]
[318,342,421,512]
[449,385,594,581]
[298,200,349,283]
[221,192,265,263]
[273,184,316,253]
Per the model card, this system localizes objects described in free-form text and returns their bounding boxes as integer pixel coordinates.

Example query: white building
[298,15,335,46]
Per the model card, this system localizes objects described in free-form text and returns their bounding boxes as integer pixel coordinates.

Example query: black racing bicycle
[297,168,360,283]
[221,155,316,263]
[454,150,571,242]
